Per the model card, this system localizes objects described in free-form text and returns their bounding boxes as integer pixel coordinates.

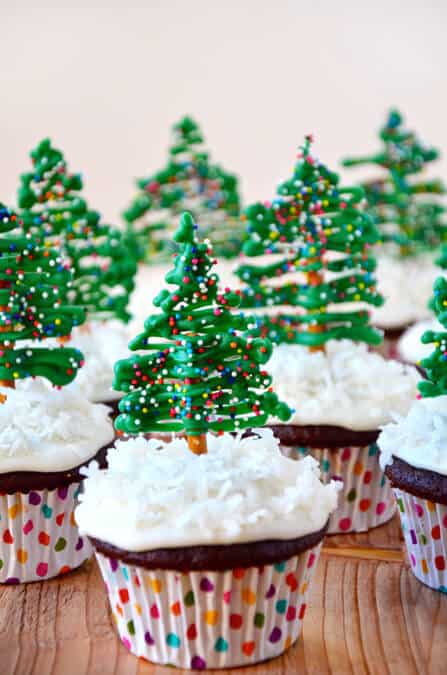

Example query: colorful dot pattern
[283,443,395,534]
[0,483,91,584]
[95,543,322,669]
[394,488,447,593]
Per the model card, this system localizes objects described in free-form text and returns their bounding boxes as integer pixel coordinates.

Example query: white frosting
[68,321,131,402]
[378,396,447,476]
[267,340,419,430]
[372,252,441,328]
[0,378,114,474]
[397,318,441,364]
[75,429,340,551]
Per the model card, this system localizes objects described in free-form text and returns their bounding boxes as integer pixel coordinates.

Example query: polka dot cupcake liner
[95,543,322,669]
[281,443,395,533]
[394,489,447,593]
[0,483,92,584]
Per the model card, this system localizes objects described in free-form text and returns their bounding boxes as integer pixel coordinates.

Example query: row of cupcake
[126,110,447,363]
[76,210,447,669]
[1,203,446,670]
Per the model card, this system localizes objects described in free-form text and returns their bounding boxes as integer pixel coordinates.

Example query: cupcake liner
[393,488,447,592]
[0,483,92,584]
[95,542,322,669]
[281,443,395,533]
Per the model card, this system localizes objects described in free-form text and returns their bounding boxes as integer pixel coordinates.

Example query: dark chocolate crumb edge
[385,456,447,506]
[90,522,328,572]
[268,424,379,450]
[380,324,412,340]
[0,438,115,495]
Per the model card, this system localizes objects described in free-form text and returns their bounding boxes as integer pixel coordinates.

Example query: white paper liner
[0,483,92,584]
[394,488,447,593]
[95,543,322,669]
[280,444,395,533]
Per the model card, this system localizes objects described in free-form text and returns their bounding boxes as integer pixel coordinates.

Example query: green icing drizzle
[113,211,291,436]
[18,138,136,323]
[122,116,244,262]
[235,136,383,347]
[342,110,446,256]
[419,277,447,397]
[0,203,85,386]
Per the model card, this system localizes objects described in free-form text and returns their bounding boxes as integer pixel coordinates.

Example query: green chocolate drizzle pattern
[343,109,446,256]
[122,116,244,262]
[419,276,447,398]
[113,211,291,436]
[235,136,383,347]
[18,138,136,323]
[0,203,85,386]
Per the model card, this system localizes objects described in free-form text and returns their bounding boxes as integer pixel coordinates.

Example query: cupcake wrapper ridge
[394,488,447,593]
[281,443,395,534]
[95,543,322,669]
[0,482,92,584]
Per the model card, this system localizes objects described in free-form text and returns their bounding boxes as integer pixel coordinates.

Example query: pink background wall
[1,1,446,223]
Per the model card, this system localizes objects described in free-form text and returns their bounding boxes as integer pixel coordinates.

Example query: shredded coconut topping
[372,253,442,328]
[76,429,340,551]
[267,340,419,430]
[68,320,130,402]
[378,396,447,476]
[0,378,114,473]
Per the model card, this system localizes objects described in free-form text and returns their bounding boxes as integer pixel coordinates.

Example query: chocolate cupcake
[76,430,339,669]
[267,340,419,533]
[0,379,114,583]
[379,396,447,592]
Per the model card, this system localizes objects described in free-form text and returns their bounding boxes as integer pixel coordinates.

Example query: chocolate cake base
[385,456,447,506]
[90,522,328,572]
[0,438,115,495]
[269,424,379,449]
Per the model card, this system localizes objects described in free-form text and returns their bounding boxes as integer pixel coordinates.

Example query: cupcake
[234,136,419,533]
[17,138,137,416]
[75,212,339,668]
[267,341,418,533]
[342,110,446,358]
[77,431,338,669]
[0,203,114,583]
[0,380,114,584]
[379,277,447,592]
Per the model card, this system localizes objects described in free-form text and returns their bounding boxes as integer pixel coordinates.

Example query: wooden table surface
[1,515,446,675]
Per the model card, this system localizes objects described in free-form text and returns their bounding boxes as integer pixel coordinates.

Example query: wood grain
[0,519,446,675]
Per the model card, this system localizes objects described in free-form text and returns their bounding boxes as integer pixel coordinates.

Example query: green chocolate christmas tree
[122,116,243,262]
[418,277,447,397]
[113,212,291,454]
[235,136,383,349]
[342,110,446,256]
[18,138,136,323]
[0,203,85,389]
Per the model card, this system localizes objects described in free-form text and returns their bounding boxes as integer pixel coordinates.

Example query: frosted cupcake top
[267,340,419,431]
[378,395,447,476]
[397,318,441,364]
[75,429,340,551]
[371,252,440,329]
[0,379,114,473]
[68,320,130,402]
